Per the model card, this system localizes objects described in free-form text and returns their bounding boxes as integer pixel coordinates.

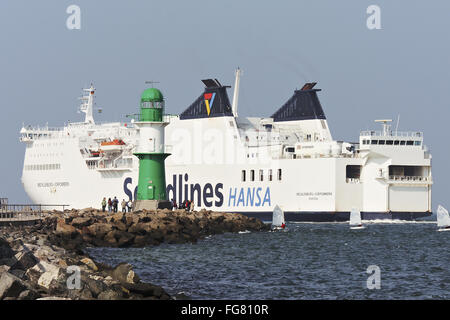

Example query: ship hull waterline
[238,211,433,222]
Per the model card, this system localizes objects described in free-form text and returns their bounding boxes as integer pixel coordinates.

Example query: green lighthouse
[133,87,171,210]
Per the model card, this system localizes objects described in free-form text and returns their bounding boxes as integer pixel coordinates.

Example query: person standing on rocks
[127,199,133,212]
[113,197,118,212]
[171,198,177,211]
[190,200,195,212]
[108,198,112,212]
[101,197,107,212]
[121,199,127,213]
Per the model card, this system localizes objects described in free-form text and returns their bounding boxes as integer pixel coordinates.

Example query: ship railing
[68,121,131,127]
[97,161,133,170]
[0,204,42,220]
[360,131,423,138]
[388,175,431,182]
[21,122,134,133]
[278,152,360,160]
[22,125,65,132]
[126,114,174,123]
[0,204,66,221]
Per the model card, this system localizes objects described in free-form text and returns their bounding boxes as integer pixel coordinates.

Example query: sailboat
[349,208,365,230]
[271,205,287,231]
[436,205,450,232]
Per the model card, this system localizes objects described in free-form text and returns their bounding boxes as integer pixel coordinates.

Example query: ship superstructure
[19,72,432,221]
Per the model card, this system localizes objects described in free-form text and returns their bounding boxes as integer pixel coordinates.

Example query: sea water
[87,219,450,299]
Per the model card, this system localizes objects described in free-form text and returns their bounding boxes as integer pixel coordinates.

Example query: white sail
[349,208,362,226]
[272,205,285,227]
[437,205,450,228]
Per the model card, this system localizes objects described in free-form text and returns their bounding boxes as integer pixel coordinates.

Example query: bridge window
[406,141,414,146]
[250,170,255,181]
[277,169,282,181]
[389,165,426,177]
[400,141,406,145]
[371,140,378,145]
[386,140,393,145]
[394,141,400,145]
[378,140,385,145]
[259,170,264,181]
[241,170,246,182]
[268,169,273,181]
[414,141,421,146]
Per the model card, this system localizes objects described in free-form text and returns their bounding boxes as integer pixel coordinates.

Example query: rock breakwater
[46,208,270,250]
[0,209,269,300]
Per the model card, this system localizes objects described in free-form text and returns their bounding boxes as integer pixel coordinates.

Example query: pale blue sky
[1,0,449,209]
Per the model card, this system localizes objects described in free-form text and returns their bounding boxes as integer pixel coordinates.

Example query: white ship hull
[20,79,433,221]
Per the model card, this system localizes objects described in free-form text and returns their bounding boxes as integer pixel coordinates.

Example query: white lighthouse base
[133,200,172,211]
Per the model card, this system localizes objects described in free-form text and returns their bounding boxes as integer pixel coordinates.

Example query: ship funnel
[180,78,233,120]
[272,82,325,122]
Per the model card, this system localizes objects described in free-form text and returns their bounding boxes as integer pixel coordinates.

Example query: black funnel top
[180,79,233,120]
[272,82,326,122]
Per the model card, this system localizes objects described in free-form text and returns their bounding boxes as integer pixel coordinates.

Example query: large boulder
[18,289,40,300]
[55,219,78,237]
[104,231,118,246]
[87,223,113,238]
[97,289,122,300]
[84,277,108,298]
[122,282,167,298]
[33,246,58,262]
[10,251,39,271]
[110,263,140,284]
[0,238,14,260]
[115,231,135,247]
[0,272,28,299]
[71,217,92,228]
[124,213,139,228]
[113,221,127,232]
[112,212,125,223]
[80,258,98,271]
[0,265,10,274]
[30,261,61,289]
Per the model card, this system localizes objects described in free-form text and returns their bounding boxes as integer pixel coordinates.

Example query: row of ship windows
[27,142,65,148]
[29,153,63,157]
[241,169,282,182]
[24,164,61,171]
[362,140,421,146]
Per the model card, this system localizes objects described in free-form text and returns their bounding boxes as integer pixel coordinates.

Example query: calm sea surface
[87,219,450,299]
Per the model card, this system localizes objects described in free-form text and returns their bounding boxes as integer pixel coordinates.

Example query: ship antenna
[145,80,160,88]
[395,114,400,135]
[79,83,96,124]
[232,67,242,118]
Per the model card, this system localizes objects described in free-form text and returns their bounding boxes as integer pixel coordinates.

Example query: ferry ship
[19,70,432,221]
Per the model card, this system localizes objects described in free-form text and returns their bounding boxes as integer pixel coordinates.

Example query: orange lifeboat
[99,139,126,152]
[100,139,126,146]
